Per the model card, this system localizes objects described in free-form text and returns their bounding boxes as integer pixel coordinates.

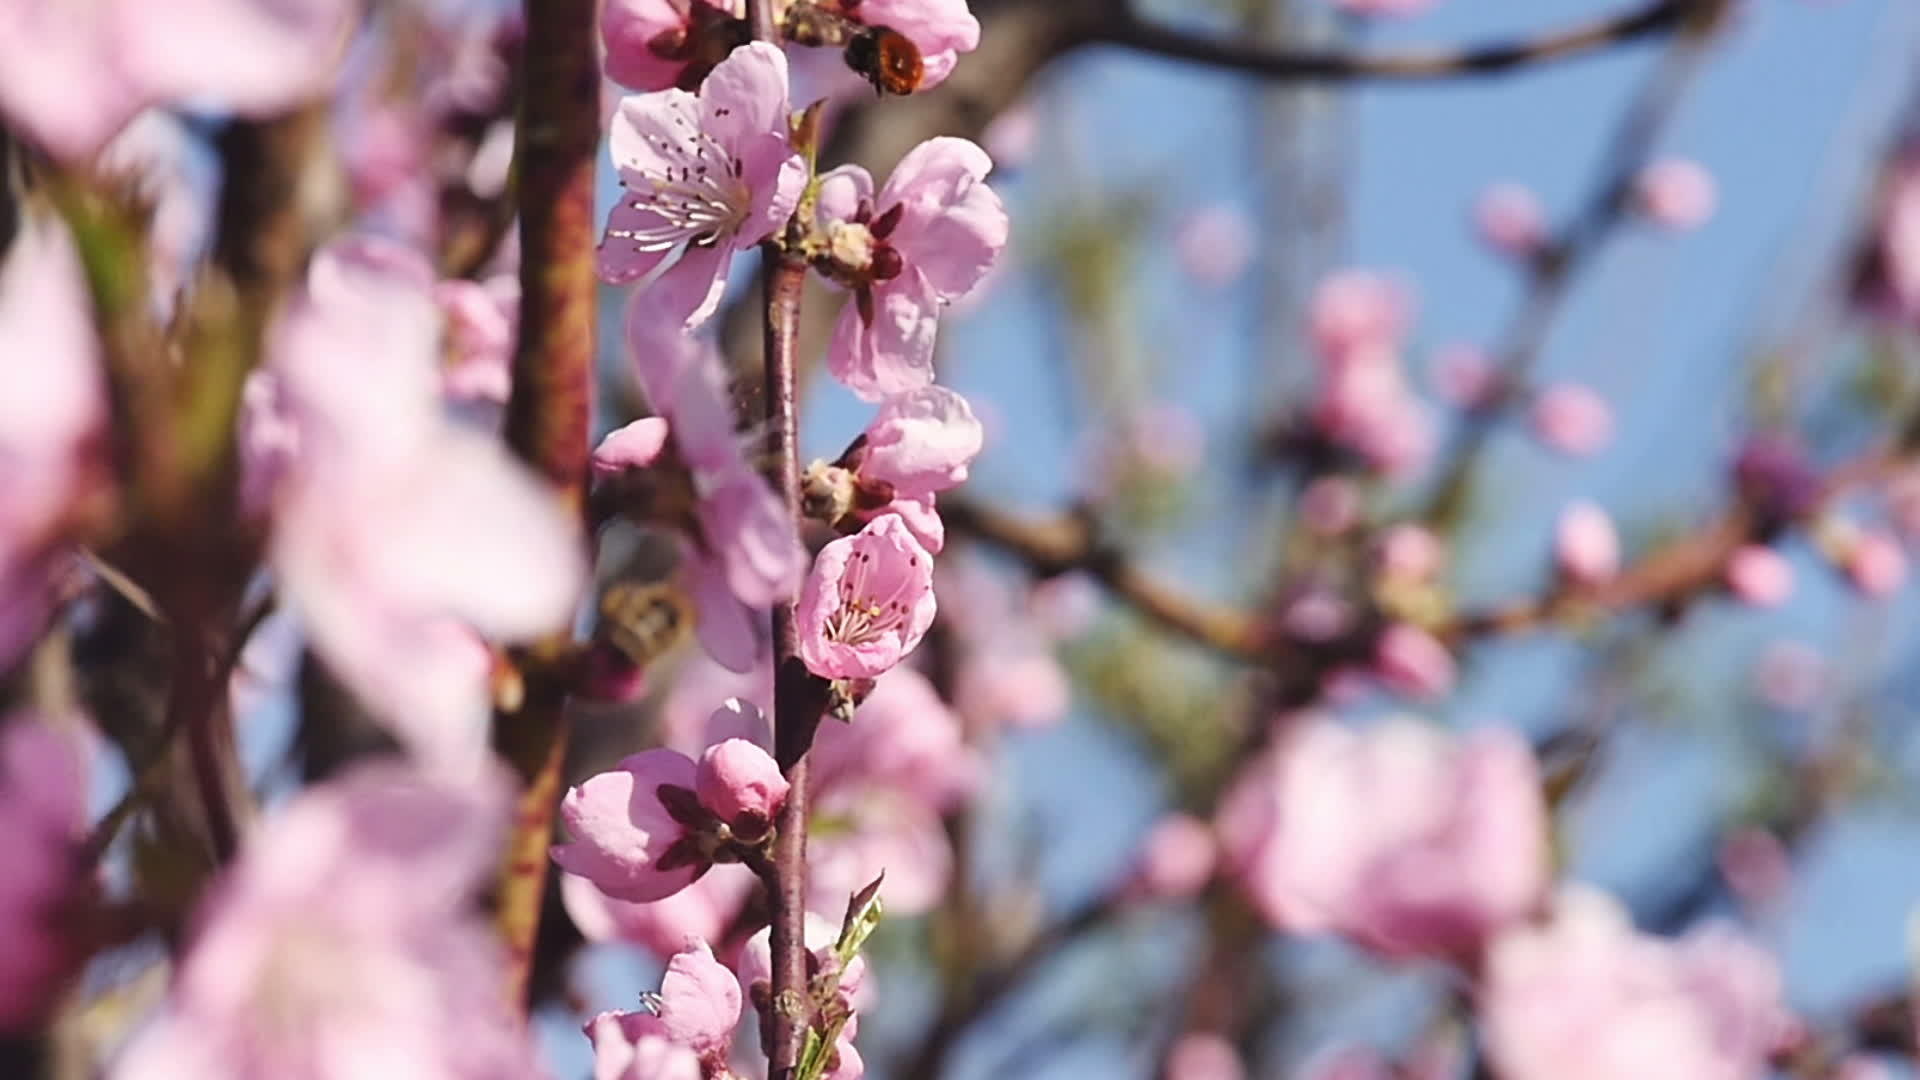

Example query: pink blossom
[1481,887,1794,1080]
[1474,181,1547,257]
[434,275,518,406]
[1718,827,1792,910]
[815,668,981,809]
[818,137,1009,400]
[841,0,981,89]
[1752,640,1825,711]
[1300,476,1361,537]
[1845,529,1907,597]
[1531,382,1614,456]
[601,0,745,93]
[0,215,107,668]
[592,418,673,477]
[1308,271,1413,359]
[0,718,86,1032]
[1635,158,1718,231]
[1312,353,1435,476]
[621,290,806,671]
[1216,718,1548,959]
[1175,204,1257,288]
[655,938,743,1059]
[554,748,706,903]
[954,644,1071,730]
[561,863,758,959]
[599,42,806,330]
[1120,814,1217,903]
[1372,623,1457,700]
[1165,1033,1245,1080]
[585,1010,701,1080]
[695,738,789,830]
[1334,0,1436,17]
[1376,524,1445,582]
[1429,342,1501,408]
[259,237,585,774]
[798,516,938,680]
[1725,545,1793,608]
[858,385,985,497]
[113,762,539,1080]
[0,0,354,163]
[1555,500,1621,587]
[982,100,1038,169]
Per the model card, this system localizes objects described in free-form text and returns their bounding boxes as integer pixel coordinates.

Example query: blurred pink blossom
[1372,623,1457,700]
[1531,383,1614,456]
[113,762,538,1080]
[1120,814,1217,903]
[1635,158,1718,231]
[1376,524,1445,582]
[1474,181,1548,257]
[1312,351,1435,476]
[434,275,518,406]
[585,1009,701,1080]
[0,0,354,162]
[954,643,1072,730]
[983,100,1038,169]
[1308,270,1413,359]
[1481,887,1795,1080]
[1216,718,1548,960]
[1725,545,1794,608]
[798,516,938,680]
[599,42,806,330]
[0,718,86,1032]
[819,138,1009,400]
[1862,147,1920,317]
[1175,204,1257,288]
[1300,477,1362,537]
[1752,640,1826,711]
[1430,343,1501,409]
[1334,0,1437,16]
[1298,1046,1391,1080]
[1844,528,1907,597]
[1165,1032,1245,1080]
[257,237,584,775]
[592,418,673,477]
[561,863,758,959]
[1555,500,1621,587]
[1718,827,1792,911]
[0,216,107,669]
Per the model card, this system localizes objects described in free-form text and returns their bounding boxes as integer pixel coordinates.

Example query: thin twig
[1097,0,1691,84]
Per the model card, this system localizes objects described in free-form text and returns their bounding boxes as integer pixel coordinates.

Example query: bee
[596,580,694,668]
[843,25,923,96]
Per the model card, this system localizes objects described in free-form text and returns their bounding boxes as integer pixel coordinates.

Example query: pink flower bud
[1724,545,1793,608]
[1845,529,1907,597]
[1531,383,1614,457]
[553,749,705,903]
[1555,500,1621,586]
[1166,1033,1245,1080]
[1635,158,1718,230]
[1309,270,1413,359]
[695,738,789,829]
[1373,623,1457,700]
[1474,182,1548,257]
[1121,814,1217,903]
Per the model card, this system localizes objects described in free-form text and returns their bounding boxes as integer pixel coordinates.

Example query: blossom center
[827,220,876,272]
[613,125,751,253]
[824,547,917,647]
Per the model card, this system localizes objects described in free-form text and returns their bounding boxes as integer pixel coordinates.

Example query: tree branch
[1096,0,1696,84]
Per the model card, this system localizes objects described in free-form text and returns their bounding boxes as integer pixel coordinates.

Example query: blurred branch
[1419,15,1723,526]
[942,498,1271,660]
[1098,0,1698,83]
[492,0,599,1012]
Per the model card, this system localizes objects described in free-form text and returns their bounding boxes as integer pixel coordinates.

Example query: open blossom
[1481,887,1794,1080]
[824,385,985,553]
[1636,158,1718,231]
[620,290,807,671]
[839,0,981,90]
[817,137,1009,400]
[599,42,806,330]
[1555,500,1621,587]
[113,763,539,1080]
[0,718,87,1032]
[1216,717,1549,960]
[255,237,585,775]
[0,0,354,162]
[601,0,746,93]
[0,215,107,669]
[604,938,746,1067]
[798,516,938,680]
[585,1010,700,1080]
